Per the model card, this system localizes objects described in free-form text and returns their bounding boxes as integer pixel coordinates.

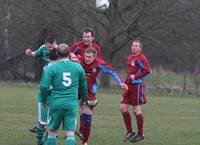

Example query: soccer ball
[96,0,109,10]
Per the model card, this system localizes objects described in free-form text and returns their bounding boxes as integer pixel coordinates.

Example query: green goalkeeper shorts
[47,108,78,131]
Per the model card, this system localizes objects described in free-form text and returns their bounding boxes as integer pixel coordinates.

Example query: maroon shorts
[86,90,98,109]
[121,83,147,106]
[78,84,97,101]
[87,90,96,101]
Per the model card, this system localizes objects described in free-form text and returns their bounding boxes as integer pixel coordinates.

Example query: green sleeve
[40,66,53,104]
[34,45,44,58]
[79,66,88,103]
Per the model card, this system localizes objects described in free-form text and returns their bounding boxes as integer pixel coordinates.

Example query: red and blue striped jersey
[78,57,124,88]
[126,53,152,84]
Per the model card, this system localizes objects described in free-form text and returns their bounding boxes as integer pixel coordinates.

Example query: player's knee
[82,105,93,114]
[65,131,75,136]
[48,130,57,136]
[120,104,128,112]
[134,106,141,115]
[83,113,92,128]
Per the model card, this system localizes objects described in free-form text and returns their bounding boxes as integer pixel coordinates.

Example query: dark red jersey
[126,53,152,84]
[77,57,124,94]
[70,41,101,58]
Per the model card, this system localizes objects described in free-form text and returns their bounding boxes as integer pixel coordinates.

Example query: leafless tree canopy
[0,0,199,88]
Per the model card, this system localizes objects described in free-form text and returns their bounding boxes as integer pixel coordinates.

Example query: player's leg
[77,91,96,144]
[120,103,135,141]
[129,105,144,142]
[77,90,84,135]
[45,130,57,145]
[29,93,43,134]
[129,84,146,142]
[65,131,76,145]
[63,108,78,145]
[76,99,95,140]
[79,113,84,133]
[36,102,48,145]
[81,105,93,144]
[75,104,84,140]
[44,109,63,145]
[36,123,46,145]
[120,87,135,141]
[134,105,144,136]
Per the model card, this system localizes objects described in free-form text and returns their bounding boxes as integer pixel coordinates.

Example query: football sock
[135,113,144,136]
[79,113,84,133]
[36,123,46,145]
[122,111,132,133]
[65,135,75,145]
[82,113,92,144]
[46,135,56,145]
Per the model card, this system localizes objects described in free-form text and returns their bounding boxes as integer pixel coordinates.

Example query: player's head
[82,27,95,46]
[131,39,142,56]
[45,37,57,51]
[57,43,70,58]
[84,47,97,64]
[49,48,58,61]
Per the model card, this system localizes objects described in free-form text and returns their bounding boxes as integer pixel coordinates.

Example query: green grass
[116,71,200,95]
[118,71,191,86]
[0,82,200,145]
[147,72,185,85]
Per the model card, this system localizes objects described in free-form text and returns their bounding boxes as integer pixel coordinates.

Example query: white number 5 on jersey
[62,72,72,87]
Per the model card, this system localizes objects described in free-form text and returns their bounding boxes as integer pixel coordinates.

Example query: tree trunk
[182,73,186,93]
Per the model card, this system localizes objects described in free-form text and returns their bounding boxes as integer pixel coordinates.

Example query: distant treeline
[0,0,199,89]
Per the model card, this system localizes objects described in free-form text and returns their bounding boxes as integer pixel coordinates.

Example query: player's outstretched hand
[121,83,128,91]
[25,48,33,56]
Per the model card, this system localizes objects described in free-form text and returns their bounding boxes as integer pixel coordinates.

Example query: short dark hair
[45,37,56,44]
[83,27,95,37]
[49,48,58,60]
[85,47,97,58]
[57,43,70,57]
[133,39,143,49]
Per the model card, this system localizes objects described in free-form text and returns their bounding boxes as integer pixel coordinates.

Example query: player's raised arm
[25,48,36,57]
[25,45,46,57]
[98,60,127,89]
[25,37,56,60]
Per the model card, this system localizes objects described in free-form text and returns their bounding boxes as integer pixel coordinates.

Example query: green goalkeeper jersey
[38,63,54,103]
[40,59,87,109]
[34,44,50,65]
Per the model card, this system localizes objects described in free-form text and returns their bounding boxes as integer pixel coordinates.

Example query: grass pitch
[0,82,200,145]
